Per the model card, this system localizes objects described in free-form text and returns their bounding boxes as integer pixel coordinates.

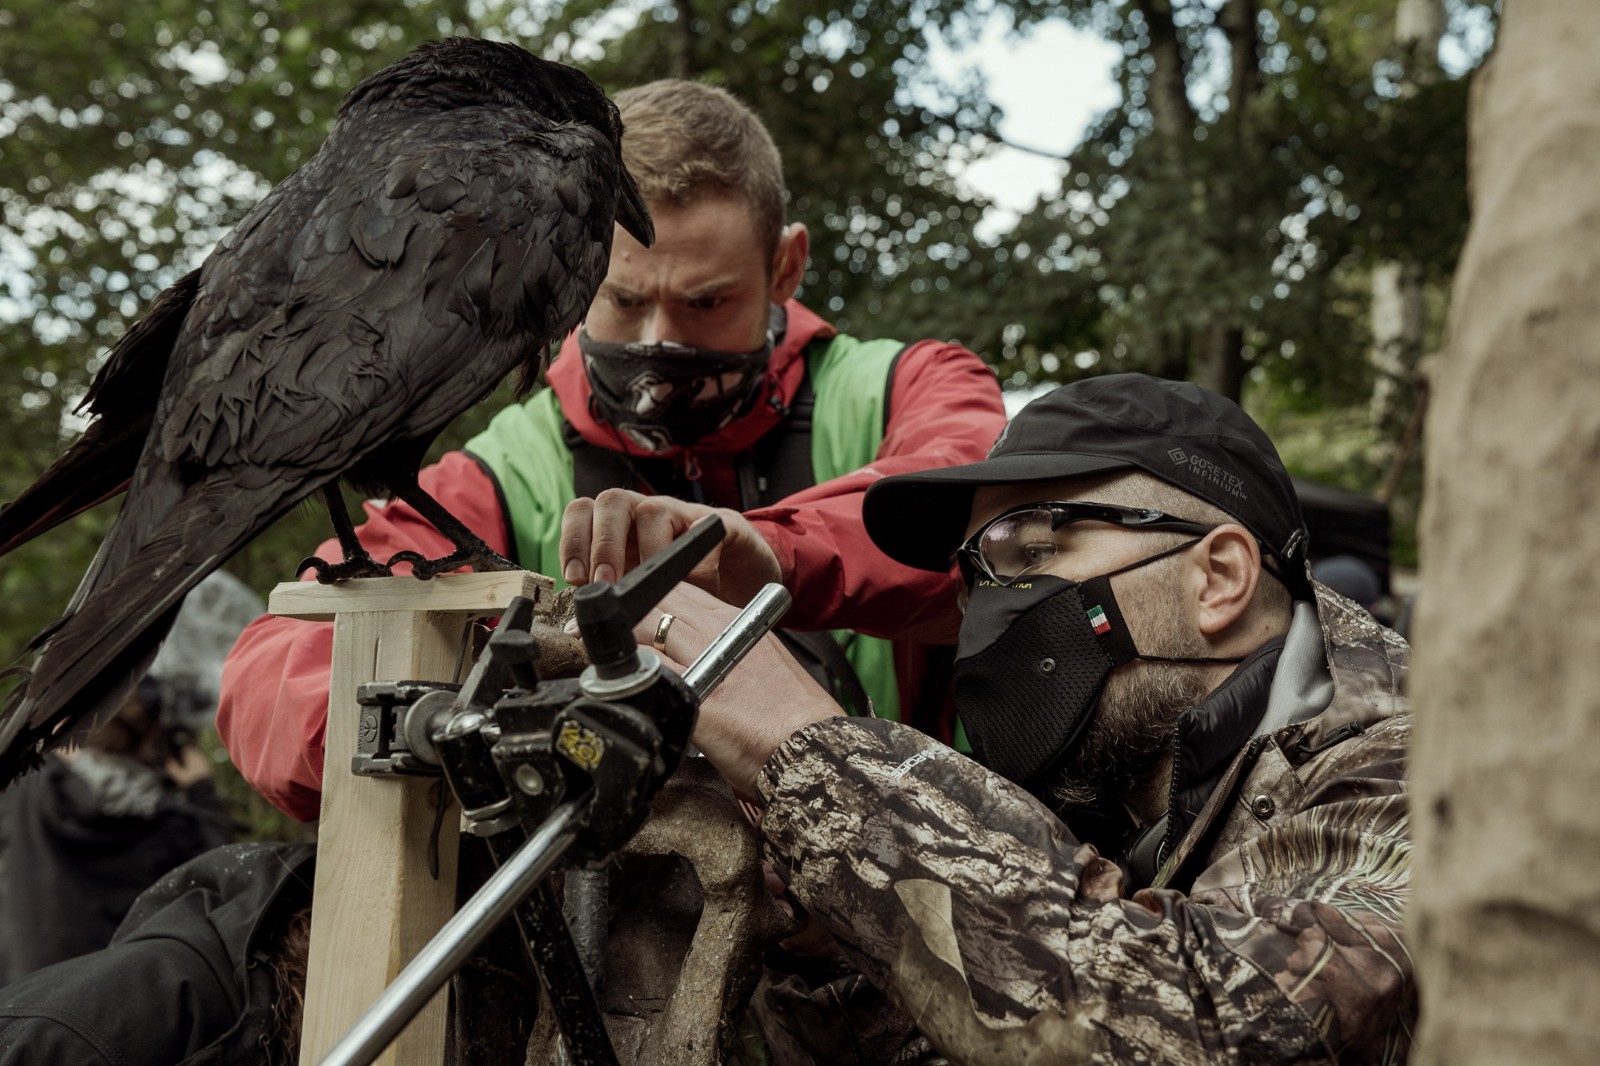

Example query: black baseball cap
[863,373,1310,591]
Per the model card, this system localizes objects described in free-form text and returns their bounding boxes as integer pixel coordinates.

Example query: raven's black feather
[0,38,653,783]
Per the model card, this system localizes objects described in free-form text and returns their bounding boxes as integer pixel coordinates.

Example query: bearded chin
[1046,658,1211,816]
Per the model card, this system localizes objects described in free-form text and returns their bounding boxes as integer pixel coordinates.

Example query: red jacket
[216,301,1005,821]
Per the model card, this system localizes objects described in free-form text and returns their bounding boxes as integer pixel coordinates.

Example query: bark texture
[1411,4,1600,1063]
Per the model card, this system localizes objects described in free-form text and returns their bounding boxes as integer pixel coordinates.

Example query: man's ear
[769,223,809,304]
[1192,524,1261,638]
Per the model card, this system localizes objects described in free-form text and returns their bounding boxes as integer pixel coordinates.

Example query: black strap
[776,629,873,717]
[907,644,956,738]
[565,418,696,502]
[747,370,815,508]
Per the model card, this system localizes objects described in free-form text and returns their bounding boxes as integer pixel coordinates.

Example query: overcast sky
[931,16,1122,235]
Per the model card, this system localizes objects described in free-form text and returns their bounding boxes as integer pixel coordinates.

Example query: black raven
[0,37,653,781]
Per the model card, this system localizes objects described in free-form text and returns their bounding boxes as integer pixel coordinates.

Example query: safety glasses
[956,501,1218,586]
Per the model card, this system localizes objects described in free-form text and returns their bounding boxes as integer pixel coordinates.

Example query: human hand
[631,581,840,800]
[559,489,782,606]
[165,744,213,789]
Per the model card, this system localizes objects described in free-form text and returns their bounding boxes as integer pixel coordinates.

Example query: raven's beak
[616,168,655,248]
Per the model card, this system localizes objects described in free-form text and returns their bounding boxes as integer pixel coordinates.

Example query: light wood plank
[293,572,551,1066]
[270,570,552,621]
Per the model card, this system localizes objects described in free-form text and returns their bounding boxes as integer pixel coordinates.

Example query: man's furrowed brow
[677,274,747,301]
[598,280,642,300]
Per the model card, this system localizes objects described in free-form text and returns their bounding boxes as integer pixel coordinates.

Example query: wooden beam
[280,571,553,1066]
[269,570,552,621]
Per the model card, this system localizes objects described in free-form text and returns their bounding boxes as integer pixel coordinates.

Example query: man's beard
[1046,582,1212,816]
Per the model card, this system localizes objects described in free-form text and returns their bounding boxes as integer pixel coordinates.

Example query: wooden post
[271,571,553,1066]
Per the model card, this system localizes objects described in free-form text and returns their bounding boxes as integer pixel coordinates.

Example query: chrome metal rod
[319,802,582,1066]
[683,582,792,701]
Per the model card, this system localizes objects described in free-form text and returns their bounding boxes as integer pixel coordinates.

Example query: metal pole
[319,802,583,1066]
[683,583,792,701]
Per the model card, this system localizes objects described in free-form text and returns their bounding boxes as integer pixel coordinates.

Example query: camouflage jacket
[755,586,1412,1065]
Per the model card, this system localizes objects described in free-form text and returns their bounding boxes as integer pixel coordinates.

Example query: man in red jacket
[216,79,1005,822]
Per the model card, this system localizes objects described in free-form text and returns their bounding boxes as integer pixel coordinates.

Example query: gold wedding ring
[652,612,676,651]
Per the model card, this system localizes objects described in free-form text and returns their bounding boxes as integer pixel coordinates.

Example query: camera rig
[318,516,790,1066]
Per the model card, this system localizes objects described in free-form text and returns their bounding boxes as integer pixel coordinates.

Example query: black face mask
[952,540,1242,796]
[578,326,772,453]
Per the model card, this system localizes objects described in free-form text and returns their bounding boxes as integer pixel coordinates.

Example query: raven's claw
[297,552,395,584]
[385,547,518,580]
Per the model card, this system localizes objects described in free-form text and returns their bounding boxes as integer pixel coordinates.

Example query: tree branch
[909,106,1075,161]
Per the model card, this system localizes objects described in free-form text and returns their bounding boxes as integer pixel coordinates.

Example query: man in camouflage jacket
[647,374,1412,1064]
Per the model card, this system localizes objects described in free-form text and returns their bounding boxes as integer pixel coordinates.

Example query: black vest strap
[748,371,815,507]
[776,629,873,718]
[566,418,632,496]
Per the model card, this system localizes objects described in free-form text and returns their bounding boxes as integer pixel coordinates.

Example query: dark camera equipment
[318,515,791,1066]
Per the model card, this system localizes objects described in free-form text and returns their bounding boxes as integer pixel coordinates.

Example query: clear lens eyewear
[957,501,1218,586]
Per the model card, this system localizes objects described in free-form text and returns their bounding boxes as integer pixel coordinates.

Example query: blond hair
[614,80,787,257]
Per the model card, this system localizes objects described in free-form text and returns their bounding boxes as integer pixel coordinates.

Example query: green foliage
[983,0,1484,410]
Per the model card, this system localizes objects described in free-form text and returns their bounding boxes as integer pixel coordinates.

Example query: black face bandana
[579,326,772,454]
[952,540,1242,796]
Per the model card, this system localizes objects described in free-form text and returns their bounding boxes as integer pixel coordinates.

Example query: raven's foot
[297,551,395,584]
[385,547,518,581]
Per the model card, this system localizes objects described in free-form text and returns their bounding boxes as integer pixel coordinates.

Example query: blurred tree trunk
[1195,0,1256,402]
[1195,324,1244,400]
[1135,0,1257,401]
[671,0,698,78]
[1369,0,1443,466]
[1368,259,1426,452]
[1411,3,1600,1064]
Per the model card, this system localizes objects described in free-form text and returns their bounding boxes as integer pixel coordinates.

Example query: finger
[635,606,707,668]
[700,508,782,606]
[633,497,685,564]
[630,583,737,663]
[684,543,725,600]
[558,497,596,585]
[587,488,641,585]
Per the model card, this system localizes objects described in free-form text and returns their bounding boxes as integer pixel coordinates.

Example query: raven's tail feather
[0,268,198,560]
[0,472,306,787]
[0,421,142,559]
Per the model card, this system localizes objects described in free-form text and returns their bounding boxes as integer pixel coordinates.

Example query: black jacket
[0,754,235,984]
[0,842,315,1065]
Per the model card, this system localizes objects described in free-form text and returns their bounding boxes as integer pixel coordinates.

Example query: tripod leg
[448,835,539,1066]
[491,852,619,1066]
[435,715,619,1065]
